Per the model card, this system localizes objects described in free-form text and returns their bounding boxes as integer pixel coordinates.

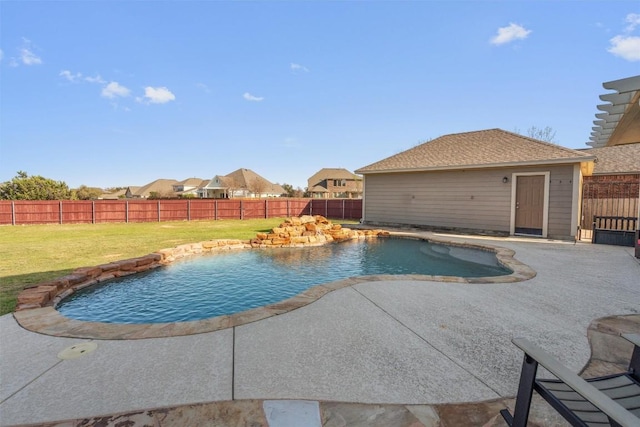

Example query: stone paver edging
[12,219,536,340]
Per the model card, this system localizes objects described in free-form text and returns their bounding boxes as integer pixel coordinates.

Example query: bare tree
[248,177,267,198]
[293,186,305,198]
[223,177,241,198]
[514,126,557,144]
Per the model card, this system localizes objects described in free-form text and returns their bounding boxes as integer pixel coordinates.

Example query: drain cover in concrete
[263,400,322,427]
[57,342,98,360]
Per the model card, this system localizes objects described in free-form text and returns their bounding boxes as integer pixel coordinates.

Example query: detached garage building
[355,129,595,240]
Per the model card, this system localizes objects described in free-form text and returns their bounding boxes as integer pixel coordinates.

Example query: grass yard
[0,218,296,316]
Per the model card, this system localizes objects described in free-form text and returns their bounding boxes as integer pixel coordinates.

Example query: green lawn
[0,218,295,315]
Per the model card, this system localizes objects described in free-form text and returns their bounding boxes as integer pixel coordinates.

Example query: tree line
[0,171,307,200]
[0,171,104,200]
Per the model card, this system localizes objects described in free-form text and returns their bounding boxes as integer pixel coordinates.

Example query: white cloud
[141,86,176,104]
[60,70,107,85]
[19,39,42,65]
[606,13,640,61]
[291,63,309,72]
[243,92,264,102]
[490,23,532,45]
[21,48,42,65]
[101,81,131,99]
[607,35,640,61]
[624,13,640,32]
[60,70,83,82]
[85,74,106,84]
[196,83,211,93]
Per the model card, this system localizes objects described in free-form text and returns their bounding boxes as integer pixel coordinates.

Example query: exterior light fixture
[502,177,509,183]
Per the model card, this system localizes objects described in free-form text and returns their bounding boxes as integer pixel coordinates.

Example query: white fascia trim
[571,164,581,239]
[357,157,595,176]
[361,175,366,222]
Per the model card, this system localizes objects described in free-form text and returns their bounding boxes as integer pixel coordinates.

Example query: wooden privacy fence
[0,198,363,226]
[580,176,639,241]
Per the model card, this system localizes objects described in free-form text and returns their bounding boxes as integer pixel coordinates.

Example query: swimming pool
[56,238,511,324]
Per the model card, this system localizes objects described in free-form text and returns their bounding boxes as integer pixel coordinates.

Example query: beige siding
[545,166,575,238]
[363,165,577,239]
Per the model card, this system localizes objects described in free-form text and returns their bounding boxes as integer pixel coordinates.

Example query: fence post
[125,201,129,223]
[342,199,346,219]
[326,199,328,218]
[11,201,15,225]
[215,200,218,220]
[265,199,268,219]
[187,200,191,221]
[59,201,63,224]
[158,200,161,222]
[287,199,290,218]
[92,201,96,224]
[240,200,244,220]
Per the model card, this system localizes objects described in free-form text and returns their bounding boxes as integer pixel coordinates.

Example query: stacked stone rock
[15,216,387,312]
[252,215,383,247]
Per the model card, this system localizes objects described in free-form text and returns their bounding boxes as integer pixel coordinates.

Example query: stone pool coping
[12,232,536,340]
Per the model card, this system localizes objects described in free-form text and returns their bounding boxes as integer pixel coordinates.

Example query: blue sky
[1,1,639,190]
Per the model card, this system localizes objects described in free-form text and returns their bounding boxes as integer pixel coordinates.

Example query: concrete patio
[1,232,639,426]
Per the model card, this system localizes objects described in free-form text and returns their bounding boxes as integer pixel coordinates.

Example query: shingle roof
[583,143,640,174]
[309,185,329,193]
[99,189,126,199]
[133,179,179,197]
[177,178,207,187]
[308,168,360,186]
[356,129,595,174]
[224,168,285,194]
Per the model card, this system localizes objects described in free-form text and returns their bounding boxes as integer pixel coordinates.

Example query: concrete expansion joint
[232,326,236,401]
[351,286,503,399]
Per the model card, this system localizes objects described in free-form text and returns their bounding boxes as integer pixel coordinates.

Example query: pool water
[56,238,511,324]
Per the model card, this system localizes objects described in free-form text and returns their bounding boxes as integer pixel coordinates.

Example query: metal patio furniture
[501,334,640,426]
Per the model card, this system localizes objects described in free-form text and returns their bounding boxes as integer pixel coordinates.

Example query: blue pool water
[57,238,511,324]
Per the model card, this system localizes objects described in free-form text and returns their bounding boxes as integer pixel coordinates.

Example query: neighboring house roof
[588,75,640,148]
[99,189,126,199]
[132,179,179,197]
[356,129,595,174]
[202,175,229,190]
[309,185,329,193]
[177,178,208,188]
[204,169,284,195]
[308,168,360,185]
[582,143,640,175]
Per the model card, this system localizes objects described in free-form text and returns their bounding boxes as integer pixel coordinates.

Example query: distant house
[172,178,208,198]
[356,129,595,240]
[198,175,231,199]
[126,179,179,199]
[307,168,362,199]
[124,186,141,198]
[98,189,126,200]
[199,168,285,199]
